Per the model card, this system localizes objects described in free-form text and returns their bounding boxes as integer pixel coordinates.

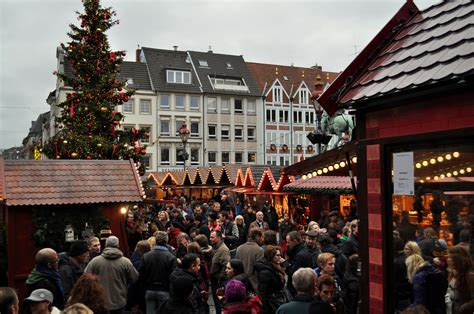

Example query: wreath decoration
[282,144,289,151]
[270,144,277,151]
[296,144,303,152]
[307,145,314,152]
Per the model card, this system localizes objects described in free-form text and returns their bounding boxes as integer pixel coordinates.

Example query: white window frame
[273,86,282,104]
[190,121,199,137]
[300,89,308,104]
[208,151,217,164]
[139,99,151,115]
[199,60,208,67]
[234,99,243,114]
[190,96,200,110]
[222,151,230,164]
[235,152,243,164]
[221,125,230,140]
[247,152,256,164]
[221,98,230,113]
[207,97,217,113]
[247,99,256,115]
[248,126,256,141]
[139,125,151,143]
[191,147,200,165]
[160,147,170,165]
[166,70,191,84]
[123,99,134,114]
[160,94,170,109]
[160,120,170,136]
[208,125,217,139]
[235,125,243,140]
[175,95,185,110]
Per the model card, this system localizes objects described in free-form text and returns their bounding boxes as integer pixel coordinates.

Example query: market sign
[393,152,414,195]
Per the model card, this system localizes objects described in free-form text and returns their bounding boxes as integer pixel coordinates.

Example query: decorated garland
[296,144,303,152]
[282,144,289,151]
[270,144,277,151]
[31,205,109,252]
[307,145,314,152]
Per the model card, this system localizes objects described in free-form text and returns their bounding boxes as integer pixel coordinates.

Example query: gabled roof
[117,61,153,90]
[0,159,145,206]
[188,51,261,97]
[318,0,474,114]
[63,60,152,91]
[246,62,339,97]
[141,47,202,93]
[284,175,355,193]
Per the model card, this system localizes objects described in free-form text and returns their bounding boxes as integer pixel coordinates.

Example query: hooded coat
[84,247,138,310]
[26,267,65,310]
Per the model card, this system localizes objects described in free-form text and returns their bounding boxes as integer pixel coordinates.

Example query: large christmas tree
[45,0,147,174]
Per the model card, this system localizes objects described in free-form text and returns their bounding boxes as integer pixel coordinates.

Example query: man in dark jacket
[139,231,178,313]
[219,211,239,250]
[342,220,360,258]
[58,240,89,301]
[25,248,64,310]
[285,231,313,296]
[170,254,208,314]
[158,276,195,313]
[319,234,347,280]
[263,200,279,230]
[305,231,321,269]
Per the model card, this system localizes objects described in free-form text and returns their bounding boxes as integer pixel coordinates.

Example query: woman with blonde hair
[445,246,474,313]
[234,215,247,246]
[404,241,421,258]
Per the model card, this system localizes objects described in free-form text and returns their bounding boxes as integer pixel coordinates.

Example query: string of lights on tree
[44,0,147,175]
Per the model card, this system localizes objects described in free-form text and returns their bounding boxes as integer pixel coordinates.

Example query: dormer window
[208,75,249,92]
[126,78,134,85]
[199,60,208,67]
[166,70,191,84]
[226,62,233,69]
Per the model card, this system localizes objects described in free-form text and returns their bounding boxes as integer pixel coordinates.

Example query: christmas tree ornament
[71,152,78,158]
[100,106,108,112]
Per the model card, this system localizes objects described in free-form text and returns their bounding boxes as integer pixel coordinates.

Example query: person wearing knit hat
[58,240,89,300]
[223,279,255,313]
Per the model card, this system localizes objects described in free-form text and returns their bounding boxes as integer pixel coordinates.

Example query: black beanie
[70,240,89,257]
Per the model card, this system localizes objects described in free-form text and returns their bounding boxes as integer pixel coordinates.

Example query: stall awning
[284,176,355,193]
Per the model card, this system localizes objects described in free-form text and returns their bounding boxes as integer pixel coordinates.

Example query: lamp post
[178,123,190,171]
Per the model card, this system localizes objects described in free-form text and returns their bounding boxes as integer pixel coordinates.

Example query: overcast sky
[0,0,436,149]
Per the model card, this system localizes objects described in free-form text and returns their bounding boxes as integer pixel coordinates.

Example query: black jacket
[236,224,247,246]
[342,270,360,314]
[279,221,295,242]
[158,298,194,314]
[341,234,359,258]
[321,244,348,281]
[254,260,285,313]
[58,253,84,301]
[286,243,313,296]
[222,221,239,250]
[139,246,177,291]
[263,207,279,230]
[170,268,208,314]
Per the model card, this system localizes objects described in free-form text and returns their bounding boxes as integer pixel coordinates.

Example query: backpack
[422,270,448,314]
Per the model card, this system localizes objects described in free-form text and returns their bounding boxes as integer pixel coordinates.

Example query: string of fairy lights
[301,156,357,180]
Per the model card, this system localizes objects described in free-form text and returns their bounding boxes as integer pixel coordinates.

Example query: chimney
[173,45,178,51]
[136,46,141,62]
[208,46,213,53]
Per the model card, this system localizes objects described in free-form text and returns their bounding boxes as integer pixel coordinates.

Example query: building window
[190,96,200,110]
[300,89,308,104]
[273,86,282,103]
[207,97,217,113]
[175,119,185,136]
[176,148,185,165]
[222,152,230,163]
[191,148,199,165]
[247,152,256,163]
[190,121,199,137]
[160,120,170,136]
[199,60,208,67]
[123,124,134,133]
[267,109,277,122]
[208,125,217,139]
[221,98,230,113]
[123,99,134,114]
[208,151,217,164]
[247,99,256,114]
[175,95,185,110]
[235,152,243,163]
[141,155,151,170]
[166,70,191,84]
[266,156,277,166]
[279,109,289,123]
[234,99,243,114]
[160,95,170,109]
[248,126,256,140]
[221,125,230,140]
[160,148,170,165]
[139,125,151,143]
[139,99,151,114]
[235,126,243,140]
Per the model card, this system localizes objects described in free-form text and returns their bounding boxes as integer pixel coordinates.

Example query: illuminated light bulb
[437,156,444,162]
[440,174,445,179]
[467,167,472,173]
[391,170,394,176]
[426,177,431,181]
[302,175,307,180]
[460,169,465,174]
[422,161,428,167]
[453,152,460,158]
[420,180,424,183]
[323,168,328,173]
[446,172,452,177]
[416,163,422,169]
[445,154,452,160]
[430,158,436,164]
[453,171,458,176]
[312,171,317,177]
[352,157,357,163]
[328,166,334,171]
[120,207,127,215]
[334,164,340,170]
[434,176,439,181]
[339,161,345,167]
[307,173,313,179]
[317,170,323,175]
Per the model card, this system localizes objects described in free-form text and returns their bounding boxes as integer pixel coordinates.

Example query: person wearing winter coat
[219,211,240,250]
[276,268,318,314]
[58,240,89,301]
[341,220,359,258]
[445,246,474,314]
[236,228,264,292]
[255,245,287,313]
[262,201,279,231]
[235,215,247,246]
[319,234,348,281]
[84,236,138,313]
[158,276,195,314]
[393,237,412,311]
[210,231,231,314]
[222,279,256,314]
[285,231,313,296]
[342,254,360,314]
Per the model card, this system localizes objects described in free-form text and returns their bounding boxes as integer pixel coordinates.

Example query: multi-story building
[247,62,338,166]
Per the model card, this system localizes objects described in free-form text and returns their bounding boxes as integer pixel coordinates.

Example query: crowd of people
[1,194,473,314]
